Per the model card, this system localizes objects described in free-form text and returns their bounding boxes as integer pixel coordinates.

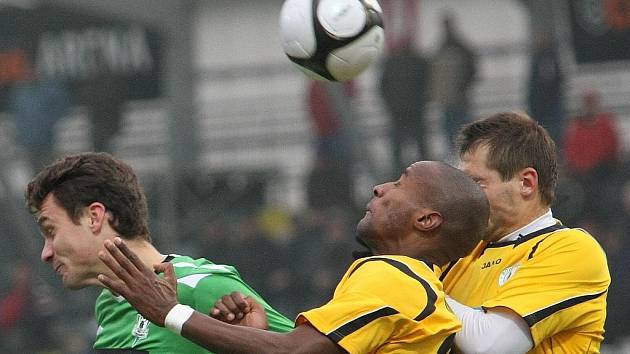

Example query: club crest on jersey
[132,314,150,346]
[498,263,520,287]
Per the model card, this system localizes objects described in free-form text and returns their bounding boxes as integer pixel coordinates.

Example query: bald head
[408,161,489,260]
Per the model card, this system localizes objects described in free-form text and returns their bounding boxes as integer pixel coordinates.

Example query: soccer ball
[279,0,385,82]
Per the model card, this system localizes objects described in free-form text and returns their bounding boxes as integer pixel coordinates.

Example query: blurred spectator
[601,180,630,344]
[527,34,565,145]
[562,89,621,226]
[80,50,127,153]
[379,38,431,175]
[0,263,30,335]
[430,12,477,151]
[0,263,65,353]
[305,81,356,211]
[9,73,70,172]
[295,208,356,310]
[254,206,302,317]
[307,80,354,164]
[306,151,354,211]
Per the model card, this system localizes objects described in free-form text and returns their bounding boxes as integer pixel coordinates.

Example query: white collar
[497,209,556,242]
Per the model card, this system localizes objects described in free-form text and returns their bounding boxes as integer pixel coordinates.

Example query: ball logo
[333,4,351,21]
[498,263,520,287]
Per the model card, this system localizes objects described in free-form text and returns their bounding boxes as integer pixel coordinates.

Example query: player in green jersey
[25,152,293,353]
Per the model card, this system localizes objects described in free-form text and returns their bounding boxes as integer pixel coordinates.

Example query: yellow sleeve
[297,257,454,354]
[483,230,610,346]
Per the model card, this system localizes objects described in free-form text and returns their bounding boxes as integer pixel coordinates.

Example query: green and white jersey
[94,254,294,353]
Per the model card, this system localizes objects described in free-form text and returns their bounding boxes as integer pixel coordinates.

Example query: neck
[125,238,165,267]
[371,235,447,265]
[95,237,164,287]
[493,203,550,242]
[416,252,449,267]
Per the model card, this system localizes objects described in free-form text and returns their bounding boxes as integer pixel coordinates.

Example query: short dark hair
[456,111,558,206]
[25,152,150,241]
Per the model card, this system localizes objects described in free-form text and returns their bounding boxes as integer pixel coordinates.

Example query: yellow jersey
[442,224,610,354]
[297,255,459,354]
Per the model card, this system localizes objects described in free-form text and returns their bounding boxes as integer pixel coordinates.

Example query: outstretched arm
[98,238,344,354]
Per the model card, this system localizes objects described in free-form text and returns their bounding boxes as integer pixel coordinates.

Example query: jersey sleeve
[184,272,256,314]
[190,273,294,332]
[482,230,610,346]
[297,258,450,354]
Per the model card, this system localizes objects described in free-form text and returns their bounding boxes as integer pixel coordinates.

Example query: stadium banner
[568,0,630,64]
[0,5,162,109]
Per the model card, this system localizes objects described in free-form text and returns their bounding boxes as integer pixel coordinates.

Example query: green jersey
[94,255,294,353]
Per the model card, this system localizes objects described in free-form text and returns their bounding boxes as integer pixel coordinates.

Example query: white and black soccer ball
[279,0,385,82]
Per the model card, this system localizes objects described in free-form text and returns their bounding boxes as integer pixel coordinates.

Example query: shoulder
[349,255,433,274]
[168,256,254,309]
[167,255,241,288]
[169,255,238,276]
[526,227,609,276]
[536,227,604,254]
[330,256,446,320]
[346,256,439,291]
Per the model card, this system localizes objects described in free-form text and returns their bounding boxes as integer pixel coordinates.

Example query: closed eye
[394,170,408,187]
[41,225,55,239]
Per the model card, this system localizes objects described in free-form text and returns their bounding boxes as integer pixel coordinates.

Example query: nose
[373,183,387,197]
[41,239,53,263]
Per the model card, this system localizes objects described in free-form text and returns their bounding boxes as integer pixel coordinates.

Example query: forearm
[179,311,288,354]
[180,311,343,354]
[446,297,533,354]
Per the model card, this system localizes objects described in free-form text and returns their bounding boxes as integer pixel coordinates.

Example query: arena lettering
[35,26,153,80]
[481,258,502,269]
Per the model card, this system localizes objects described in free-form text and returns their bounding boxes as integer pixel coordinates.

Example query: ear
[414,210,443,232]
[86,202,108,234]
[519,167,538,199]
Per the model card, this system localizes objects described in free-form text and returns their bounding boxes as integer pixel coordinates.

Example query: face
[357,165,419,252]
[459,145,522,242]
[38,194,103,289]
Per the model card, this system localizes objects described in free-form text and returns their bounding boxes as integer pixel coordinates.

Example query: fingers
[112,237,152,276]
[154,262,177,288]
[229,292,250,314]
[98,273,128,297]
[102,239,139,281]
[212,300,237,322]
[221,293,243,320]
[210,292,249,322]
[98,244,133,285]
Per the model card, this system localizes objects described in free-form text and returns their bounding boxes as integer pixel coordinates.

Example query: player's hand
[97,237,179,327]
[210,291,269,330]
